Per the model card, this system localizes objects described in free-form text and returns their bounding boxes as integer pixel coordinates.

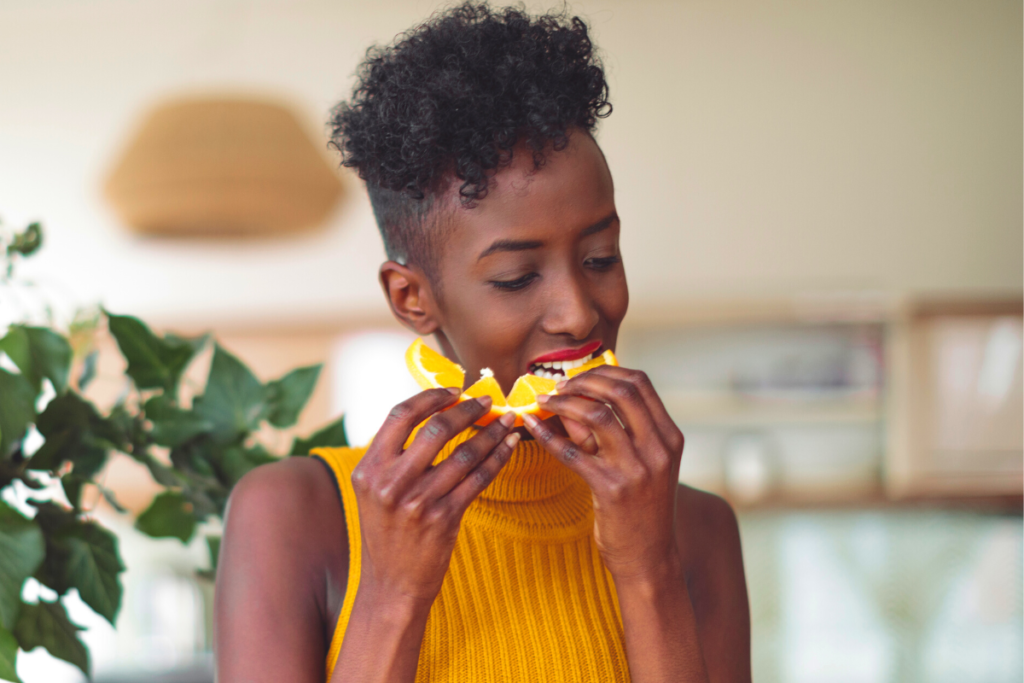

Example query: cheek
[444,288,539,365]
[597,269,629,328]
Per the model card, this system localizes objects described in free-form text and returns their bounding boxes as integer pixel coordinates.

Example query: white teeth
[529,351,597,379]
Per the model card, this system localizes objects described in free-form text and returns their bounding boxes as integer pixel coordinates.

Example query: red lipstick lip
[529,340,603,365]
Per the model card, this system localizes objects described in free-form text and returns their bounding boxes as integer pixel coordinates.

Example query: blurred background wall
[0,0,1020,682]
[0,0,1019,325]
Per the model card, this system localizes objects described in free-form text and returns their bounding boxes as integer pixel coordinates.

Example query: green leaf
[34,393,96,436]
[164,332,210,357]
[0,329,31,387]
[76,350,97,391]
[215,445,277,487]
[135,492,196,543]
[23,328,71,394]
[29,503,76,537]
[59,475,85,511]
[22,431,71,473]
[264,364,322,428]
[206,535,221,572]
[106,313,196,397]
[57,523,123,625]
[0,503,45,631]
[7,222,42,258]
[0,370,35,458]
[14,600,88,678]
[169,440,217,479]
[192,345,266,442]
[0,326,72,394]
[31,505,76,597]
[0,625,19,682]
[96,484,126,514]
[290,415,348,455]
[144,396,213,447]
[136,453,182,488]
[27,393,113,477]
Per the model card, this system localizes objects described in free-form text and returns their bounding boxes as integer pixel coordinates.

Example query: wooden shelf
[663,391,881,427]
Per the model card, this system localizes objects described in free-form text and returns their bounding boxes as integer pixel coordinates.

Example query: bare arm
[609,487,750,683]
[675,486,751,683]
[215,456,346,683]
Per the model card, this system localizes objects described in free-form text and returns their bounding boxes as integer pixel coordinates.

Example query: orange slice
[406,337,465,390]
[462,369,507,408]
[402,338,618,430]
[565,349,618,378]
[456,370,557,427]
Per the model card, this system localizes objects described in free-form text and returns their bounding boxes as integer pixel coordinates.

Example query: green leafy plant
[0,220,347,680]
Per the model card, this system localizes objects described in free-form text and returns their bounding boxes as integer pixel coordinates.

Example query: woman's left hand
[524,365,685,582]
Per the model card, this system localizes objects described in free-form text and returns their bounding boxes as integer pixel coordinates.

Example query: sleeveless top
[313,428,631,682]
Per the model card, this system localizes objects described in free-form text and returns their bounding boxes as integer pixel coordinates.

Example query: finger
[397,396,494,476]
[371,388,462,459]
[566,366,681,450]
[534,394,632,454]
[562,416,598,454]
[446,431,519,512]
[549,372,656,440]
[423,411,516,495]
[522,413,601,485]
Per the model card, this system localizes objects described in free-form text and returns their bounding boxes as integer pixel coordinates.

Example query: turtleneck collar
[436,427,594,541]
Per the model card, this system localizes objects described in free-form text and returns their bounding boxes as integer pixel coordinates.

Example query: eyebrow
[476,238,544,261]
[476,212,619,261]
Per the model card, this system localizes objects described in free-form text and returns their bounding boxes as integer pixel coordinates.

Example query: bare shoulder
[674,484,742,566]
[225,456,344,538]
[220,455,349,598]
[674,484,751,682]
[215,457,349,683]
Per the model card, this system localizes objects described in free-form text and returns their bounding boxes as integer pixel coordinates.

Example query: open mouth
[528,347,601,380]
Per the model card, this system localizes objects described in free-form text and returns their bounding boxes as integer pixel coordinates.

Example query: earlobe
[379,261,440,335]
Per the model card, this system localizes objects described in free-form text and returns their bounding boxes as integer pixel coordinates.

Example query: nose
[540,270,600,340]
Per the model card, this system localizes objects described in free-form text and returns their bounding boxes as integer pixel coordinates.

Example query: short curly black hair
[329,2,611,277]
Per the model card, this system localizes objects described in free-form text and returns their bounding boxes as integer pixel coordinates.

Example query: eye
[585,255,620,270]
[490,272,539,291]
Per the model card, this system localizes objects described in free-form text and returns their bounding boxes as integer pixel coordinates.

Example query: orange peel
[404,337,618,429]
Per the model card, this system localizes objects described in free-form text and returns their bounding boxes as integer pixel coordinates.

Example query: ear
[379,261,441,335]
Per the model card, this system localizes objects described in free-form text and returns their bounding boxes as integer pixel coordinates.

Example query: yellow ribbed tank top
[313,428,631,682]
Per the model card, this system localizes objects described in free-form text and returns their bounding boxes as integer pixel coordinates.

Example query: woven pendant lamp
[105,97,343,236]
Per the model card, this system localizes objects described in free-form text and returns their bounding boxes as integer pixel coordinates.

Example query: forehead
[444,133,616,257]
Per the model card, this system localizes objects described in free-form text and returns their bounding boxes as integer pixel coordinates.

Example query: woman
[215,4,750,681]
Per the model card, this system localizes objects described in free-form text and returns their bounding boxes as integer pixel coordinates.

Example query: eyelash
[586,256,621,270]
[490,273,538,291]
[489,256,621,292]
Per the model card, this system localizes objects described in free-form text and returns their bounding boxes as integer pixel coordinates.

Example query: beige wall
[0,0,1019,329]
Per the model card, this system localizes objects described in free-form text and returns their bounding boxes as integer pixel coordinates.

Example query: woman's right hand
[350,388,519,609]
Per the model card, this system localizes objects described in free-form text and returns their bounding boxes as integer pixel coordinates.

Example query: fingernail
[476,395,492,409]
[499,412,515,427]
[504,432,521,449]
[523,414,538,428]
[555,381,567,391]
[447,387,462,395]
[536,394,549,404]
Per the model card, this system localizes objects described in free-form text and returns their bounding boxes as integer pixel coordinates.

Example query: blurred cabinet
[887,300,1023,498]
[619,318,887,506]
[620,296,1023,507]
